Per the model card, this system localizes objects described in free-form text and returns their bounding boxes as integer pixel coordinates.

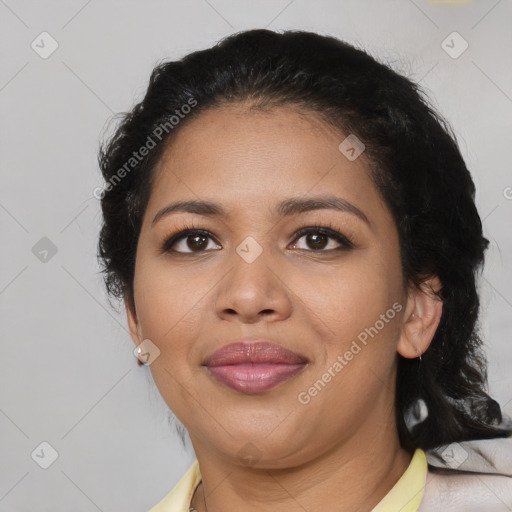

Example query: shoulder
[419,468,511,511]
[418,435,512,511]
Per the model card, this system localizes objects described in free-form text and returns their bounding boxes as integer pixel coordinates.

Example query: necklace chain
[189,481,207,511]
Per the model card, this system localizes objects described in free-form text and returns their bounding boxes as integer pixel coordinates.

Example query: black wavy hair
[97,29,510,452]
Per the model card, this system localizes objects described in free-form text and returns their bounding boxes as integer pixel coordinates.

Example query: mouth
[202,340,308,394]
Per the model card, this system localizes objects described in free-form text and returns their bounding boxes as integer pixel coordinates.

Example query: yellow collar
[371,449,427,511]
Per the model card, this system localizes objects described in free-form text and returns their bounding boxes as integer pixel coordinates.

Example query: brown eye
[162,230,221,254]
[290,227,354,252]
[185,234,209,251]
[304,232,329,250]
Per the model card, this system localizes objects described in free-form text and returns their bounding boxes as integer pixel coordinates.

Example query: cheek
[295,255,402,337]
[132,259,208,413]
[133,255,210,343]
[296,265,402,422]
[293,254,403,400]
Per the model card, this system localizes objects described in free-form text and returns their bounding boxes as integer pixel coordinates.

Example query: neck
[189,419,412,512]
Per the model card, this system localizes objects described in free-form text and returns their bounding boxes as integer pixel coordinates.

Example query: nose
[214,245,293,324]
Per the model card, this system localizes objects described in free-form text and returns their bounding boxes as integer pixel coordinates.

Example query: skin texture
[126,104,443,511]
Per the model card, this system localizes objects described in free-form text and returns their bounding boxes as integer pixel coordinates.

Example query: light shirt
[148,448,427,512]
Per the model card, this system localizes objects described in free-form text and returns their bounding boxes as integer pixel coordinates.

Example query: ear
[397,276,443,359]
[125,291,143,348]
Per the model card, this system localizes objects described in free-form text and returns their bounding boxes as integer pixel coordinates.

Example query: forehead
[156,104,345,174]
[146,104,386,223]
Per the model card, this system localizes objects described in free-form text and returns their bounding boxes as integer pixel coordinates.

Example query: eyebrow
[151,195,370,227]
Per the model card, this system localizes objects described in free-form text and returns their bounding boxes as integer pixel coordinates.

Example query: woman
[97,29,512,511]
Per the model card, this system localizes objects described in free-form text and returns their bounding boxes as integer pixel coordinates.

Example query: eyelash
[159,220,355,255]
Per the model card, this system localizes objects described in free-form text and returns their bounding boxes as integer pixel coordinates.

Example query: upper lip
[203,339,308,366]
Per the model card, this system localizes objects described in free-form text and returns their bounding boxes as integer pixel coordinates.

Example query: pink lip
[203,340,308,394]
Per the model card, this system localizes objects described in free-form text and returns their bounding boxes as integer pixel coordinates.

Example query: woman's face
[127,104,409,467]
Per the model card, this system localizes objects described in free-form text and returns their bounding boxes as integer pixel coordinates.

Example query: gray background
[1,0,511,510]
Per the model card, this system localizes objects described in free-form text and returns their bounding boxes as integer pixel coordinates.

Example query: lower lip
[206,363,307,394]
